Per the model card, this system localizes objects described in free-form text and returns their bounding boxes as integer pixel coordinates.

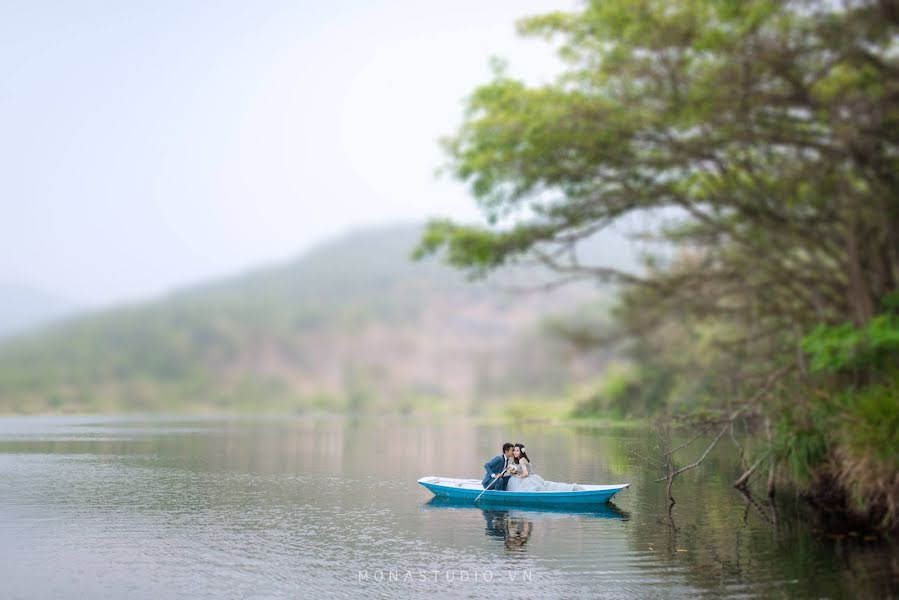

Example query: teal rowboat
[417,476,629,507]
[421,496,630,520]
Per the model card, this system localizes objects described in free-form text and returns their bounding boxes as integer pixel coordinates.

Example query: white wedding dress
[506,459,583,492]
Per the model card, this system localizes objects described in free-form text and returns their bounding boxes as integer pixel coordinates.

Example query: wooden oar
[474,467,508,503]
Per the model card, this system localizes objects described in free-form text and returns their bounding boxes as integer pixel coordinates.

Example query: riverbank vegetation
[416,0,899,533]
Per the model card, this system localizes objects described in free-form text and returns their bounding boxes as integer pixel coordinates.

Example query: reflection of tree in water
[482,509,534,552]
[622,463,898,599]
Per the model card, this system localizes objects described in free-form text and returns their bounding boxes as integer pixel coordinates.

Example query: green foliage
[802,298,899,374]
[572,363,672,418]
[417,0,898,332]
[413,219,552,275]
[772,409,831,483]
[833,372,899,528]
[769,370,899,528]
[417,0,899,530]
[840,374,899,467]
[768,366,899,530]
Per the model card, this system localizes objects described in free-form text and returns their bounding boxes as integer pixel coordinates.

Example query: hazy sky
[1,0,571,307]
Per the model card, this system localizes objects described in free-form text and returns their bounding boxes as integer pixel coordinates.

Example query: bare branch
[734,451,770,490]
[532,248,655,288]
[656,365,792,485]
[656,420,731,482]
[663,425,712,458]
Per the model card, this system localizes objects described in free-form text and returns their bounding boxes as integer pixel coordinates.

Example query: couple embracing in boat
[482,442,583,492]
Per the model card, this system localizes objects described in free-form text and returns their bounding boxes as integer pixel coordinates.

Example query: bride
[506,444,583,492]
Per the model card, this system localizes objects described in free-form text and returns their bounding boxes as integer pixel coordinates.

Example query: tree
[416,0,899,531]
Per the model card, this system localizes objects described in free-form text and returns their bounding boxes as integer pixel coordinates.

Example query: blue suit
[482,454,510,490]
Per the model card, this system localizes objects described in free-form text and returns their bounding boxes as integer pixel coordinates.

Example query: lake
[0,415,896,599]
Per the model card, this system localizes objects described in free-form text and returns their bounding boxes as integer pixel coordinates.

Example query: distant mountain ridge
[0,223,634,414]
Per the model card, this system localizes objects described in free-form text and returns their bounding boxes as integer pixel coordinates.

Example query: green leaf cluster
[802,313,899,375]
[420,0,899,530]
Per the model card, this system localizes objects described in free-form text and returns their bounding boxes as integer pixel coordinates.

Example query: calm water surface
[0,415,896,599]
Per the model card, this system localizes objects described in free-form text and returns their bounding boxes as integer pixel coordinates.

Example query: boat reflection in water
[421,497,630,552]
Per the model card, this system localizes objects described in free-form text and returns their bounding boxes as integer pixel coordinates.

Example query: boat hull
[422,496,630,520]
[417,476,629,507]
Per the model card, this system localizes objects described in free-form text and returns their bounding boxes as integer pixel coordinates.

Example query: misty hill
[0,224,637,414]
[0,284,78,339]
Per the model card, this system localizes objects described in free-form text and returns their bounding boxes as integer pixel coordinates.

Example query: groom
[481,442,515,491]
